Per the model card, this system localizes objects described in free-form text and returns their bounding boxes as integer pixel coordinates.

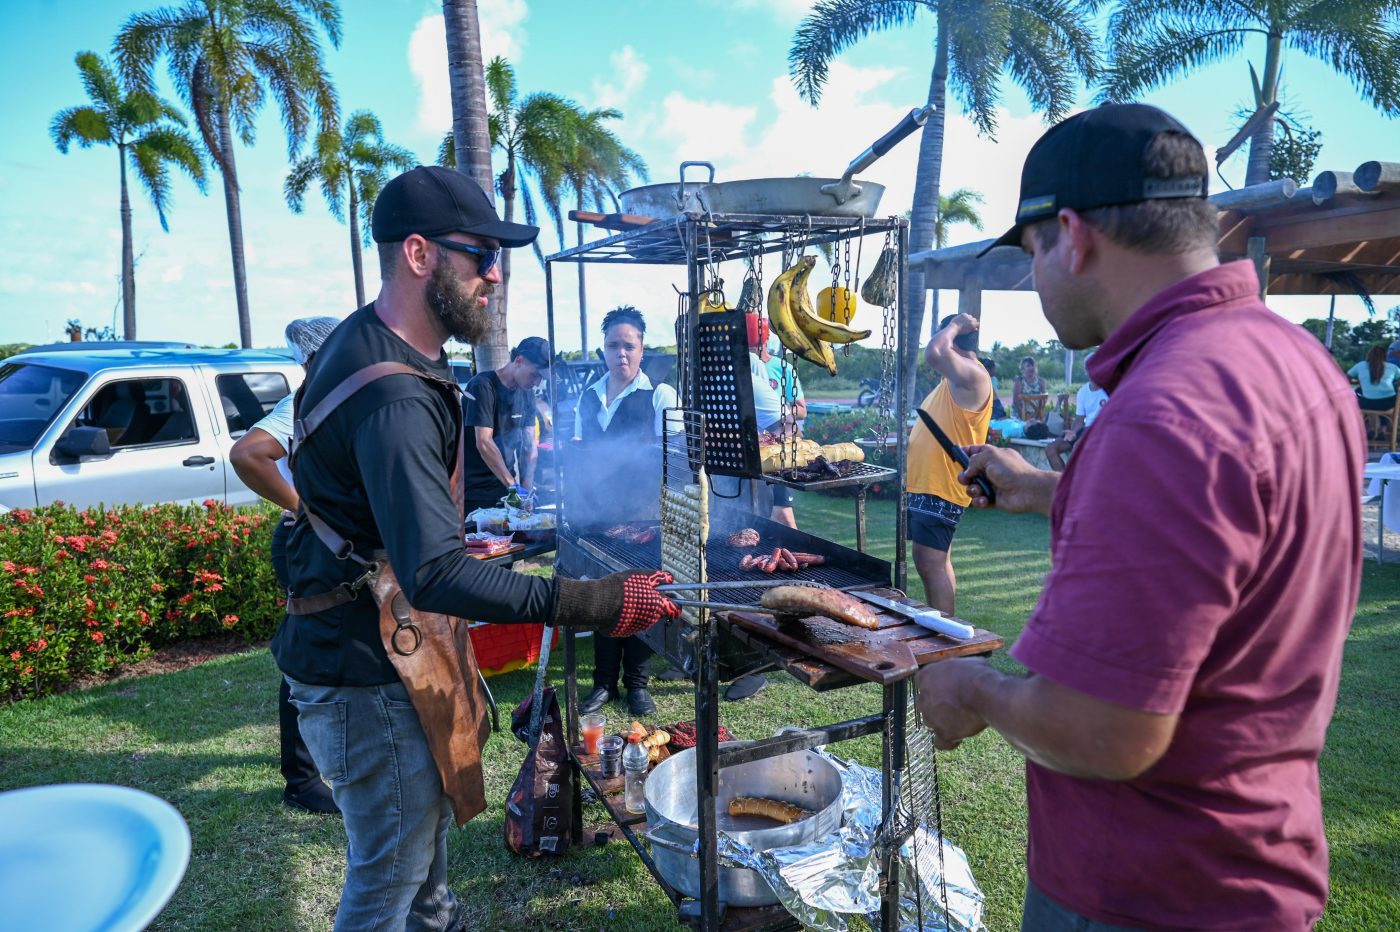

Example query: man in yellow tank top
[905,313,993,613]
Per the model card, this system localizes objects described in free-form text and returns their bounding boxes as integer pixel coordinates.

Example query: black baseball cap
[980,103,1207,256]
[371,165,539,248]
[511,336,552,370]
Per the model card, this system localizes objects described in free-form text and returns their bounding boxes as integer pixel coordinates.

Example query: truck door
[33,373,227,509]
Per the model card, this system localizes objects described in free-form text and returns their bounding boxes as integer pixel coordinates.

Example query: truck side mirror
[53,426,112,462]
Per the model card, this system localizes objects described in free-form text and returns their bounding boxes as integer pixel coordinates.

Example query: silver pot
[643,745,844,907]
[695,177,886,218]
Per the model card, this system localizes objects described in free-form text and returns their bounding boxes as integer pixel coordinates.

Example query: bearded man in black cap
[273,166,678,931]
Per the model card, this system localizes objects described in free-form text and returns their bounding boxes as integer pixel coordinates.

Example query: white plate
[0,784,190,932]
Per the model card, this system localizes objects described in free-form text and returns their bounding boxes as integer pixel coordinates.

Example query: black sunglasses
[426,236,500,276]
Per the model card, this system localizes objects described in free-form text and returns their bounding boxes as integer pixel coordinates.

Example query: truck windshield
[0,362,88,452]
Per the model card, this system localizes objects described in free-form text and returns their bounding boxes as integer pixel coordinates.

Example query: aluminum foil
[714,751,985,931]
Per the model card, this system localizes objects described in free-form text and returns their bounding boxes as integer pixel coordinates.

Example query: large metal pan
[642,744,844,906]
[618,161,714,218]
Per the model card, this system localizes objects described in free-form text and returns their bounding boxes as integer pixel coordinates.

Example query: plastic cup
[598,735,625,777]
[580,712,606,755]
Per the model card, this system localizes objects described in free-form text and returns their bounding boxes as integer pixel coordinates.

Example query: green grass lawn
[2,495,1397,930]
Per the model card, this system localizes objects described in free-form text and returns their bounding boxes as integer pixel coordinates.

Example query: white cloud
[409,0,530,134]
[160,263,183,284]
[655,94,760,165]
[593,45,649,111]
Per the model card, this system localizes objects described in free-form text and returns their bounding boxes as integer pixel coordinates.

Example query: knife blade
[848,590,975,640]
[916,408,996,505]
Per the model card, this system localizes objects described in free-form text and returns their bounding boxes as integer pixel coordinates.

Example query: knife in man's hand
[916,408,996,505]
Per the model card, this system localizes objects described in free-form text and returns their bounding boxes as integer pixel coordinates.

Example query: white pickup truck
[0,347,303,511]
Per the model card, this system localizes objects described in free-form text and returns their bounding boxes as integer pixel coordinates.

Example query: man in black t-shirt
[462,336,549,513]
[274,166,677,932]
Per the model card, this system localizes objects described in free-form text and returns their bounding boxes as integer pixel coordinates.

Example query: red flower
[150,583,165,593]
[91,559,110,571]
[203,498,218,509]
[55,549,71,561]
[178,593,194,605]
[222,614,239,627]
[205,583,223,593]
[83,574,97,584]
[89,631,104,643]
[9,651,20,661]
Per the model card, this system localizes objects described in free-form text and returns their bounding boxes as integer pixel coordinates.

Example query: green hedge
[0,501,281,701]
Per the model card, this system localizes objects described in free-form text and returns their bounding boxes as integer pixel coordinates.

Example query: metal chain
[838,233,854,357]
[877,225,897,445]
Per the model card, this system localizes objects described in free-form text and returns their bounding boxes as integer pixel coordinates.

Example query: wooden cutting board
[723,588,1002,685]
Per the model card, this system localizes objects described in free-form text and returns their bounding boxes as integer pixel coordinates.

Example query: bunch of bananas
[767,256,871,376]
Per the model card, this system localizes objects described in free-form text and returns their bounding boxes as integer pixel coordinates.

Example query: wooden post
[1354,161,1400,194]
[1248,236,1270,298]
[960,273,983,320]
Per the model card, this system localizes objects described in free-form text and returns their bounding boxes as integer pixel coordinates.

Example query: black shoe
[627,688,657,716]
[579,685,613,715]
[724,673,768,701]
[283,781,340,815]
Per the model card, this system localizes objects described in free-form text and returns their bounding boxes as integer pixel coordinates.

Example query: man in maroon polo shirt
[915,104,1366,931]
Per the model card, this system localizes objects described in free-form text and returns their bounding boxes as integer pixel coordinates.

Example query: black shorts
[907,492,965,551]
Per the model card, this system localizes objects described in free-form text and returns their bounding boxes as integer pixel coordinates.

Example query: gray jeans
[287,677,461,932]
[1022,881,1144,932]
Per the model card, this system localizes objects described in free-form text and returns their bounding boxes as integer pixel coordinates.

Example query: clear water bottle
[623,733,649,814]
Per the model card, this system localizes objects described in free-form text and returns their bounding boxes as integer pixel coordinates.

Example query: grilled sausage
[760,585,880,629]
[788,552,826,567]
[728,796,811,825]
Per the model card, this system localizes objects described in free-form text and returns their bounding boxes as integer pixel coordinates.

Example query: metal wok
[617,105,931,221]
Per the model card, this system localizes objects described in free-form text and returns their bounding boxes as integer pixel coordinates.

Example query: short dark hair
[1031,131,1219,255]
[601,305,646,336]
[377,241,401,282]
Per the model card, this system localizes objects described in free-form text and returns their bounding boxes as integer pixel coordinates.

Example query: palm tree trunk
[442,0,507,370]
[499,160,516,351]
[215,100,253,348]
[901,17,949,405]
[1244,32,1283,187]
[575,188,588,358]
[348,176,365,307]
[118,144,136,340]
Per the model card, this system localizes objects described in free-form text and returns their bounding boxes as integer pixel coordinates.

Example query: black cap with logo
[371,165,539,248]
[980,103,1208,256]
[510,336,552,370]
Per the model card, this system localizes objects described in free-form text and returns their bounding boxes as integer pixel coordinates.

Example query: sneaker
[283,781,340,816]
[724,673,768,701]
[579,685,614,715]
[627,688,657,716]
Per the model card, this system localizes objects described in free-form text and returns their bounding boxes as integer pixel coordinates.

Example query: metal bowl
[643,744,844,906]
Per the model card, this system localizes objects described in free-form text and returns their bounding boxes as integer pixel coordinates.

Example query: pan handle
[840,105,934,180]
[676,161,716,212]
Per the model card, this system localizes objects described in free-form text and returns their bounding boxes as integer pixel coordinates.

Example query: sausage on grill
[728,796,811,825]
[760,585,880,630]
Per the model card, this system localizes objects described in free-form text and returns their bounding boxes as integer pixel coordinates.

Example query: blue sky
[1,0,1395,354]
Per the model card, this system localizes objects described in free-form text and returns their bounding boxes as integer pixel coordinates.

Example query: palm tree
[559,108,646,358]
[285,110,417,307]
[790,0,1100,404]
[1101,2,1400,186]
[50,51,205,340]
[115,0,341,348]
[441,0,509,369]
[934,187,983,249]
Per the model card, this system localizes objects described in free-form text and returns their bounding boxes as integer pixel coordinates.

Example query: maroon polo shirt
[1011,261,1366,930]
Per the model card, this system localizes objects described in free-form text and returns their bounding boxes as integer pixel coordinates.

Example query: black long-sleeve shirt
[271,304,554,686]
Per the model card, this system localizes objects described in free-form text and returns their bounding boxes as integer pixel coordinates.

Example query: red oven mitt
[552,570,679,636]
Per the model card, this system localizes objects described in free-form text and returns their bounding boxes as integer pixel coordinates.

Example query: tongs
[655,579,806,592]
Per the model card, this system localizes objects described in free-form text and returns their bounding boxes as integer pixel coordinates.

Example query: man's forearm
[521,446,538,490]
[960,663,1170,780]
[234,456,298,511]
[476,438,516,487]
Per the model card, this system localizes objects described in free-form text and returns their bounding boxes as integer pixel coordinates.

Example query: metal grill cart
[544,212,1003,931]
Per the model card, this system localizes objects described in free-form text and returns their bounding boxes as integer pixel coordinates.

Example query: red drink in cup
[580,713,606,755]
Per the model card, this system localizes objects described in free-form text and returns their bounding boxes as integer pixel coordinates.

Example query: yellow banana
[793,267,871,346]
[790,260,839,374]
[767,258,828,371]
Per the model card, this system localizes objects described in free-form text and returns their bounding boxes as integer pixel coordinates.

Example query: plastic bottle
[623,733,649,814]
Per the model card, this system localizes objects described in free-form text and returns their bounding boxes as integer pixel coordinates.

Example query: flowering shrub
[0,500,280,701]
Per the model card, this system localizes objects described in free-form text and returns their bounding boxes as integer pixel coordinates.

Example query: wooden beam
[1252,197,1400,252]
[1354,161,1400,194]
[960,274,983,319]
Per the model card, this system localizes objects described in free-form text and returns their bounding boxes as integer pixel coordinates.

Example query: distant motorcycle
[856,377,881,408]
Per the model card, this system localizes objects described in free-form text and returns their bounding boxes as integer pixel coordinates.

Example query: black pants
[593,633,653,692]
[271,519,322,790]
[1359,393,1398,412]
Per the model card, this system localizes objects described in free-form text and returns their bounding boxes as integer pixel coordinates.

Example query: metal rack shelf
[762,462,898,492]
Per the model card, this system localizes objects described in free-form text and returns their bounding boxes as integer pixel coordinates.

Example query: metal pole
[879,680,908,929]
[894,221,910,592]
[856,486,868,554]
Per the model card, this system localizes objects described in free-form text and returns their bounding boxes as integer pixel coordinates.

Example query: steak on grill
[727,528,761,549]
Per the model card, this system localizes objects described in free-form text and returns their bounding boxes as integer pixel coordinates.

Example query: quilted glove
[552,571,679,637]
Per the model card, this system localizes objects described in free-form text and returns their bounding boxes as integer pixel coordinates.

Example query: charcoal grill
[543,211,990,932]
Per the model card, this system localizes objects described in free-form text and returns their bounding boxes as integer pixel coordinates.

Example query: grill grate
[692,310,761,478]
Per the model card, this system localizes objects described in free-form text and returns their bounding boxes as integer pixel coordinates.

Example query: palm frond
[1100,17,1254,102]
[136,125,207,193]
[1290,5,1400,114]
[113,6,191,94]
[788,0,928,104]
[945,0,1008,136]
[486,56,517,115]
[284,155,318,213]
[50,107,111,151]
[129,141,173,231]
[74,51,122,112]
[438,131,456,168]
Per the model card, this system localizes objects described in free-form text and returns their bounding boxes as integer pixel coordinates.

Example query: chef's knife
[916,408,996,505]
[848,590,976,640]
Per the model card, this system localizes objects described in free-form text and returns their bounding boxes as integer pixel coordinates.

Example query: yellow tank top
[905,380,993,505]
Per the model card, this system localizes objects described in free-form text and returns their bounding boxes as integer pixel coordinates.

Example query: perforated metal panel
[692,310,761,477]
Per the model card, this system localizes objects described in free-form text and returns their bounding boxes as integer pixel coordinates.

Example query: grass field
[2,494,1397,930]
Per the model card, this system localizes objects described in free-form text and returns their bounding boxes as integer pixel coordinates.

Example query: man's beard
[426,254,493,344]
